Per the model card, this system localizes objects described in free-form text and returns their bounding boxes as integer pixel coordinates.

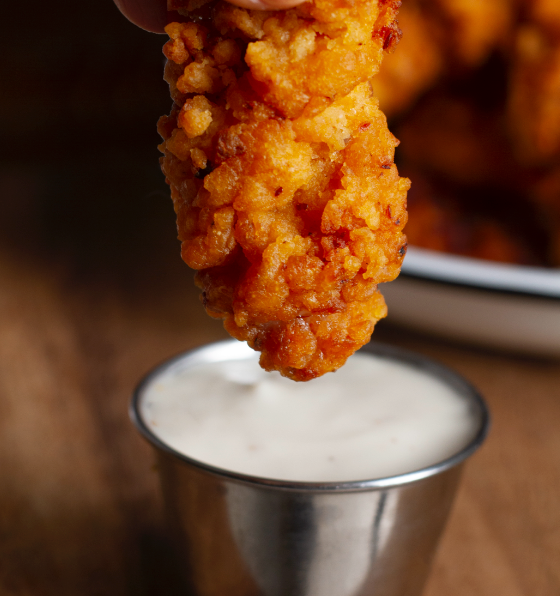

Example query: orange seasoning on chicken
[158,0,410,380]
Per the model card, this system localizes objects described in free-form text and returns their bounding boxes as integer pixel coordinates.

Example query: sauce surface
[140,345,478,482]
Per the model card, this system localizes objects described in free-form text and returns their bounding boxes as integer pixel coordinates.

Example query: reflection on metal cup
[131,342,489,596]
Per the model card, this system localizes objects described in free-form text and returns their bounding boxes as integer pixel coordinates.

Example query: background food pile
[374,0,560,267]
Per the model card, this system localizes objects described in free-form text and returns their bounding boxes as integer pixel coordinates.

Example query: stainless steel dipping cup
[130,341,489,596]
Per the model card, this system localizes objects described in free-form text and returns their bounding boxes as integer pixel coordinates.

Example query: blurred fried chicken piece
[374,0,515,120]
[508,24,560,165]
[373,1,443,118]
[396,93,519,188]
[530,168,560,265]
[158,0,409,380]
[429,0,514,68]
[405,173,539,264]
[528,0,560,37]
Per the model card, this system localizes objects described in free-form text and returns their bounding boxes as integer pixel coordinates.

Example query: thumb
[225,0,307,8]
[114,0,169,33]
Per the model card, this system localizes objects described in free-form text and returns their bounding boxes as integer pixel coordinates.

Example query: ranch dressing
[140,344,478,482]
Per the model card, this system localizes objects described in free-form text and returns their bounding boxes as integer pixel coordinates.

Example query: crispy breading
[158,0,409,380]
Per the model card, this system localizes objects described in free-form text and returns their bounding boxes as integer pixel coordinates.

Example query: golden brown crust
[158,0,409,380]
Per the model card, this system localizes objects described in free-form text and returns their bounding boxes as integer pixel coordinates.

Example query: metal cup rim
[130,339,490,493]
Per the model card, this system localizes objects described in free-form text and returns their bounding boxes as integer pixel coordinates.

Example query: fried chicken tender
[158,0,409,380]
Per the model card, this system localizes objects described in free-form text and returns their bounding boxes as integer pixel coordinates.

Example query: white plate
[381,247,560,358]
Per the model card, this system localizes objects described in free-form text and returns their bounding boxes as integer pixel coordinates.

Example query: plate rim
[400,247,560,300]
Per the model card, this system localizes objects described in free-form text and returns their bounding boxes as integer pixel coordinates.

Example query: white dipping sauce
[140,343,478,482]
